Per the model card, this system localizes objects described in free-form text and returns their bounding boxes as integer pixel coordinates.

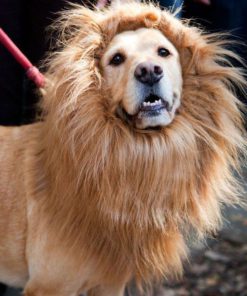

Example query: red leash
[0,28,45,88]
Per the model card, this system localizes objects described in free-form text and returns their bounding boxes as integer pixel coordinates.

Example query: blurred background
[0,0,246,295]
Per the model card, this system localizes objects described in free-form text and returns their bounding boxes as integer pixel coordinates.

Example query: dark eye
[109,53,125,66]
[158,47,170,57]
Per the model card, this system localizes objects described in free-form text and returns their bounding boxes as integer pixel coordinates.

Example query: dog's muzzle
[117,62,178,130]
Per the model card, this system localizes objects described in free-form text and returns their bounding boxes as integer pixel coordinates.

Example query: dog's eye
[109,53,125,66]
[158,48,170,58]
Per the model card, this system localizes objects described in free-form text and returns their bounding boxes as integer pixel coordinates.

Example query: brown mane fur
[37,1,246,286]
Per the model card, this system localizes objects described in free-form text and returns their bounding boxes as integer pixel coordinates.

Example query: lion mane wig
[36,0,246,289]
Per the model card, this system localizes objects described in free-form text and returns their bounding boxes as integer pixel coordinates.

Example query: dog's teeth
[152,100,160,106]
[142,99,162,108]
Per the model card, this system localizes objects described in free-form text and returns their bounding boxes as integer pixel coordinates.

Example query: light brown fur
[0,2,246,295]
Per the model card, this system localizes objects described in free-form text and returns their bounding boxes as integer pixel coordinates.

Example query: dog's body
[0,125,31,286]
[0,2,245,295]
[0,125,37,287]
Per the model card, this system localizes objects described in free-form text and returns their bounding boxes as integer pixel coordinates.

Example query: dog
[0,1,245,295]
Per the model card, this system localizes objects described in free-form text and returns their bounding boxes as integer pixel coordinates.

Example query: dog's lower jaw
[117,105,175,129]
[134,109,173,129]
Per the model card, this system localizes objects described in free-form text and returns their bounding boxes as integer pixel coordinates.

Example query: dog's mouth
[138,93,171,116]
[118,93,174,129]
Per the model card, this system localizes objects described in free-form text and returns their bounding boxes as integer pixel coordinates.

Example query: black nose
[134,62,163,86]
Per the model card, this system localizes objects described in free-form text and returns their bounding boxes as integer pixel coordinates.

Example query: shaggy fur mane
[38,1,246,286]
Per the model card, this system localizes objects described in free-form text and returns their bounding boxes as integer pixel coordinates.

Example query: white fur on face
[101,28,183,129]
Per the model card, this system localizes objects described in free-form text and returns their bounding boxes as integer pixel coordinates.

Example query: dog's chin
[117,94,176,130]
[134,109,173,129]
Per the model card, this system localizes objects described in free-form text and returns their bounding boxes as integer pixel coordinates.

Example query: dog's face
[101,28,182,129]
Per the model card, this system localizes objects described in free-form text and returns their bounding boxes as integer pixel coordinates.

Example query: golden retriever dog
[0,1,245,295]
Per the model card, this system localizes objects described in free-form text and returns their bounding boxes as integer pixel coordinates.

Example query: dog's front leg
[87,284,125,296]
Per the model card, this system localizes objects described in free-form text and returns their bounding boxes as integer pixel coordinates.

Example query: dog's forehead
[104,28,177,56]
